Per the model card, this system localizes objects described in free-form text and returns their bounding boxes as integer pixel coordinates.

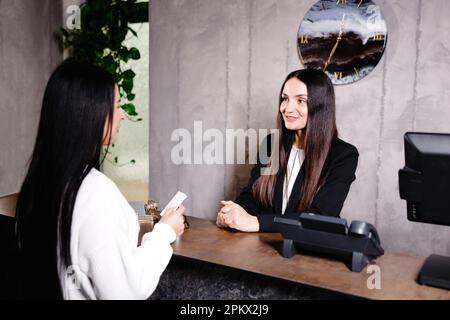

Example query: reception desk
[140,216,450,300]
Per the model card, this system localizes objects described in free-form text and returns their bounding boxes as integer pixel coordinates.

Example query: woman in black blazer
[216,69,358,232]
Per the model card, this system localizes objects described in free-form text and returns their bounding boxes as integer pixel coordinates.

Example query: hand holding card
[160,191,187,216]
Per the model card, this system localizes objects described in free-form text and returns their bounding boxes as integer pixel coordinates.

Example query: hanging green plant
[60,0,149,122]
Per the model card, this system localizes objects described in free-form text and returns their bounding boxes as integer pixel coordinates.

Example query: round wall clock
[297,0,388,85]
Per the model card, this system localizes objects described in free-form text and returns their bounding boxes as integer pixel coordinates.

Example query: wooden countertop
[140,216,450,300]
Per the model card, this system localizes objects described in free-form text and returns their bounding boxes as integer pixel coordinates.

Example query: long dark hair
[253,69,338,212]
[15,60,115,299]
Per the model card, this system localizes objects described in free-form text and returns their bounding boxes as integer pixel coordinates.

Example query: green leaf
[129,47,140,60]
[121,103,138,116]
[122,78,134,93]
[122,69,136,79]
[127,93,136,101]
[118,48,130,62]
[99,55,119,74]
[128,27,138,38]
[114,156,118,163]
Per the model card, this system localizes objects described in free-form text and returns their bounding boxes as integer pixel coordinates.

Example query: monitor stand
[417,254,450,290]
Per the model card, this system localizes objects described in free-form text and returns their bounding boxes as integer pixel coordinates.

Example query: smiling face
[279,77,308,132]
[103,85,125,145]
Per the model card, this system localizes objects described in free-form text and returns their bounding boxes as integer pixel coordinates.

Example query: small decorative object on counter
[143,199,161,232]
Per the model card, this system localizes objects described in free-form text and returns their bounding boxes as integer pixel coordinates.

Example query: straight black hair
[15,60,115,299]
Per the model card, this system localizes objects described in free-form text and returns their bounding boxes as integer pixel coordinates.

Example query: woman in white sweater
[15,60,186,299]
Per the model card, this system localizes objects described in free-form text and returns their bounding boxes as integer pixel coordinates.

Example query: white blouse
[58,168,176,300]
[282,146,305,214]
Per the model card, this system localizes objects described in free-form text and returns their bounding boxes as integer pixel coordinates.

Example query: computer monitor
[399,132,450,290]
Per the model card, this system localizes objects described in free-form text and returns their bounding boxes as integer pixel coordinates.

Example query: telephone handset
[298,213,381,247]
[348,221,382,252]
[349,221,380,243]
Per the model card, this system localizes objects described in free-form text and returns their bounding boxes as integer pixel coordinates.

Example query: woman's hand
[216,201,259,232]
[160,205,186,237]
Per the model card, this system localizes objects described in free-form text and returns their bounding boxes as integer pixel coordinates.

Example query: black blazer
[235,136,359,232]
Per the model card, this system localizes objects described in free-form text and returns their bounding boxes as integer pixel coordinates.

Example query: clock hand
[323,13,346,72]
[323,37,341,72]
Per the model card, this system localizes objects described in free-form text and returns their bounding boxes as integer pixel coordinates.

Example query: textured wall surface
[0,0,62,196]
[150,0,450,257]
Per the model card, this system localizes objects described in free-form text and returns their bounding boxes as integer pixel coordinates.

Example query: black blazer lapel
[273,171,284,214]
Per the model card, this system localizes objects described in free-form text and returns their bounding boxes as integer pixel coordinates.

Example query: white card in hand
[160,191,187,216]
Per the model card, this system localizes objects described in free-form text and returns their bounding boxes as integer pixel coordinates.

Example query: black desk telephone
[274,213,384,272]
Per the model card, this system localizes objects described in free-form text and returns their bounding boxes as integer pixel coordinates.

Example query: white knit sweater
[58,168,175,300]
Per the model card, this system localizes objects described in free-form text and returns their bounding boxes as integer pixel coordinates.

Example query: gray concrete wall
[0,0,62,196]
[150,0,450,257]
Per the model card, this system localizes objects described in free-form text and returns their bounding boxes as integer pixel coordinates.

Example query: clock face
[297,0,387,85]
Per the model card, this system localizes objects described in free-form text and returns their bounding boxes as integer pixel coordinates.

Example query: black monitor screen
[399,132,450,226]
